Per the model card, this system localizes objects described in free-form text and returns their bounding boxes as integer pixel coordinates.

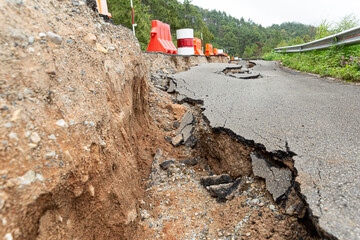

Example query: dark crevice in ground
[220,62,262,80]
[178,96,337,240]
[151,69,336,239]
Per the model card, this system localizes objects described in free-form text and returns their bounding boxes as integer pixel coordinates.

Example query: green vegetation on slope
[107,0,315,57]
[316,14,359,39]
[264,45,360,81]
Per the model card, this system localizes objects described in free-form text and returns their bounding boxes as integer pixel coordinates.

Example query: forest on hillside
[106,0,355,57]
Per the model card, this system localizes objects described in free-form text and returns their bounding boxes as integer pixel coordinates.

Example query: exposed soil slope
[0,0,153,238]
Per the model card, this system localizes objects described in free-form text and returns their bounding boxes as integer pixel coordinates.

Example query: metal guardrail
[274,26,360,53]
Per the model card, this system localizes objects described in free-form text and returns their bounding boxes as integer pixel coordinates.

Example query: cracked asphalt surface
[174,61,360,240]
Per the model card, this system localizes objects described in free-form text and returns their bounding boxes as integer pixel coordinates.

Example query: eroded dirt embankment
[0,0,155,238]
[143,52,228,75]
[0,1,229,239]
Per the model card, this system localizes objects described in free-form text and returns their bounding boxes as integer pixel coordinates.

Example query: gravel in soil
[139,83,316,240]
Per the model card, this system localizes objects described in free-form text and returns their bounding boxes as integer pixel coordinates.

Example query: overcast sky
[186,0,360,27]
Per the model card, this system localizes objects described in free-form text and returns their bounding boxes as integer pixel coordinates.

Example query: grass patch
[263,45,360,81]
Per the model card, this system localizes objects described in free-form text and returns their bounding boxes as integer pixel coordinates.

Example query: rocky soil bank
[0,0,322,239]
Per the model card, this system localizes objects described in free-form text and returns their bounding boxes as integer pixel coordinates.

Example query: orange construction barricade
[194,37,204,55]
[213,48,218,55]
[95,0,112,19]
[147,20,177,54]
[205,44,213,56]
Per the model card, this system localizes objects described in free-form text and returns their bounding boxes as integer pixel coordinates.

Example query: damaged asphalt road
[174,61,360,240]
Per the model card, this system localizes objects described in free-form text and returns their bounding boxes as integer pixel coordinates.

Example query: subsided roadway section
[139,89,317,239]
[173,61,360,240]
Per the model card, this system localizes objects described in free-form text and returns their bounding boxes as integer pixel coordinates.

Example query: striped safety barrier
[176,29,194,55]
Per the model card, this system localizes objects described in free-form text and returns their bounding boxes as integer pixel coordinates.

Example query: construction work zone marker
[194,37,204,55]
[147,20,177,54]
[96,0,111,18]
[213,48,218,56]
[205,43,214,56]
[130,0,137,36]
[176,29,194,55]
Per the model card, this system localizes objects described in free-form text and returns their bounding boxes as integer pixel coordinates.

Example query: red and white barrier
[176,29,194,55]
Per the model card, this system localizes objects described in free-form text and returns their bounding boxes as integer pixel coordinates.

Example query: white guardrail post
[274,26,360,53]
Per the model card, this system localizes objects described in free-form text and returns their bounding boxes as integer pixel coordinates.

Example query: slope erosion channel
[0,0,336,239]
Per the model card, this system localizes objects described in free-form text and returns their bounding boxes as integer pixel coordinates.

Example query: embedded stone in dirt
[208,178,242,200]
[200,174,232,187]
[179,158,198,166]
[46,32,62,45]
[160,160,175,170]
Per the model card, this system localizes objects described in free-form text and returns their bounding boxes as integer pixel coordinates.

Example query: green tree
[334,14,359,33]
[107,0,318,57]
[315,20,333,39]
[108,0,151,50]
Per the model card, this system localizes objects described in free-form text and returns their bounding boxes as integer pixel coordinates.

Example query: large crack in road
[173,61,360,240]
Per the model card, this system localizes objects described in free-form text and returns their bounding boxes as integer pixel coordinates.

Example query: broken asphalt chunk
[167,79,176,93]
[250,153,292,200]
[160,160,175,170]
[171,134,183,147]
[180,124,193,143]
[176,111,194,134]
